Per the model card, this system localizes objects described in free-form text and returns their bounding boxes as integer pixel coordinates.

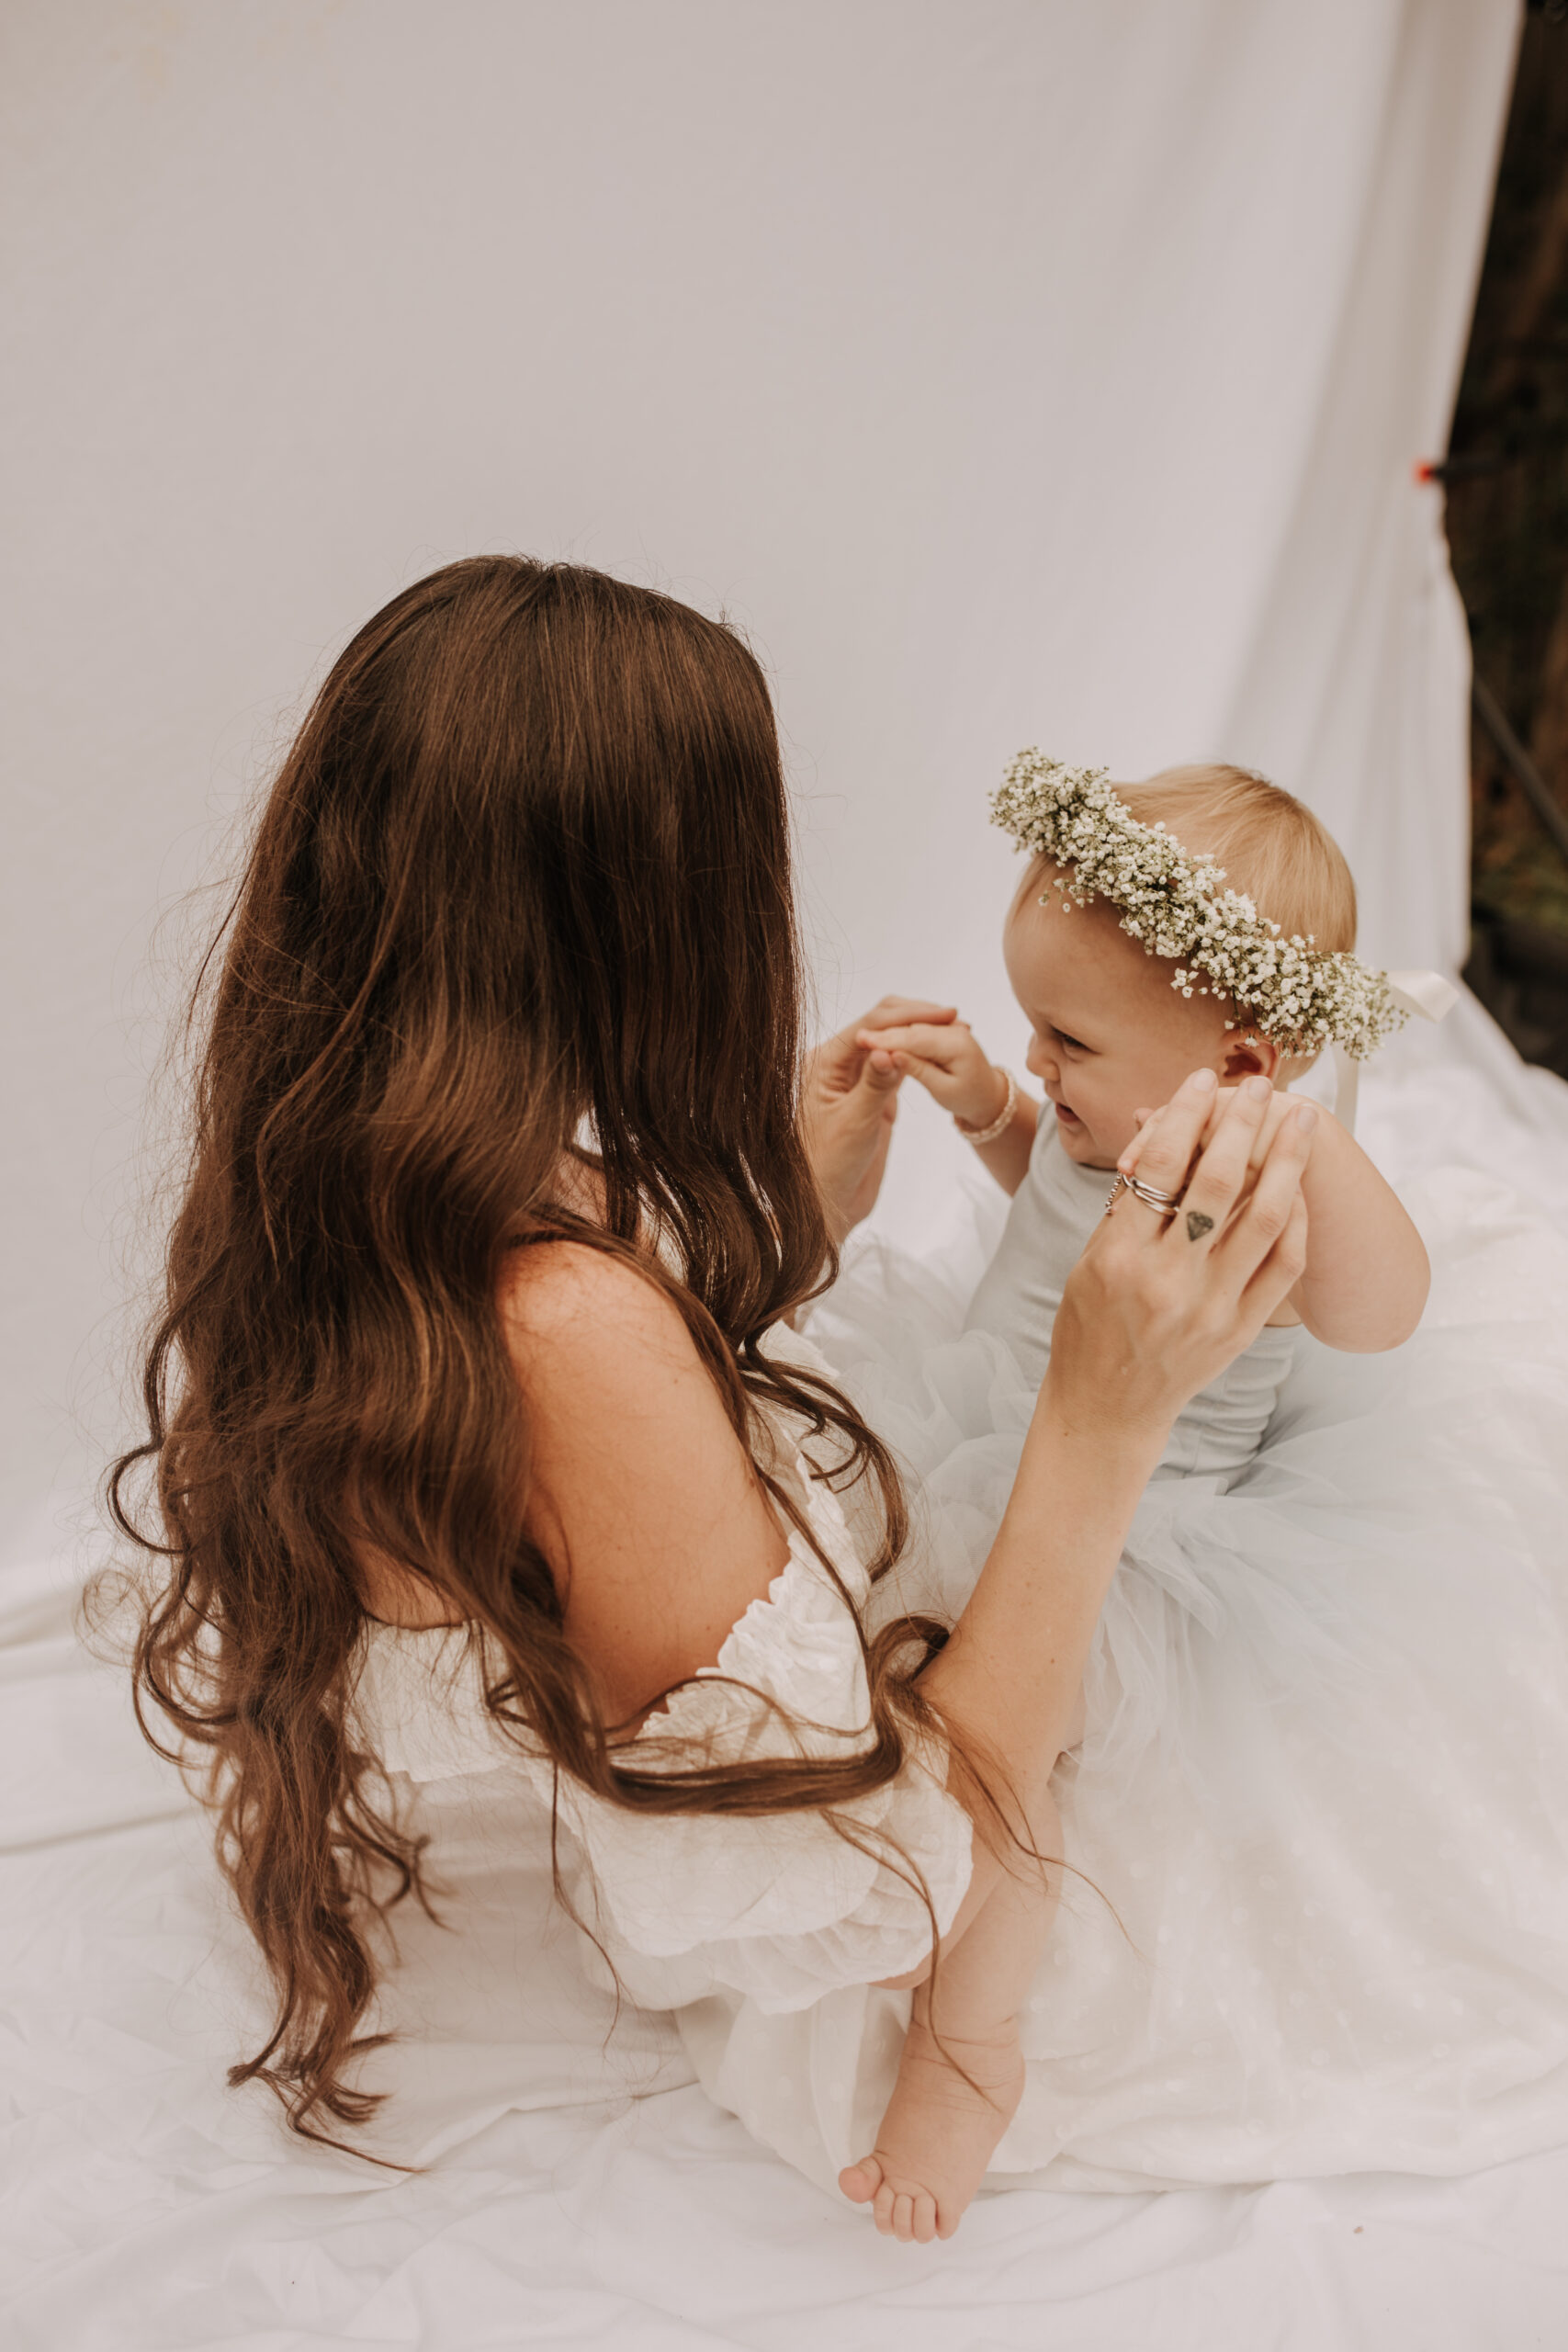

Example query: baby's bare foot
[838,2018,1025,2243]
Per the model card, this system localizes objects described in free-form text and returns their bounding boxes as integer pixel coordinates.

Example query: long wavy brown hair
[108,556,944,2148]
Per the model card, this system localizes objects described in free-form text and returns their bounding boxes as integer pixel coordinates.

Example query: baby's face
[1003,871,1233,1170]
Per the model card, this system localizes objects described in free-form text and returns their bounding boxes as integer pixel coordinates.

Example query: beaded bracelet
[954,1066,1018,1147]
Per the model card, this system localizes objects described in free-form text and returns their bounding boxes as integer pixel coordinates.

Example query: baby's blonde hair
[1113,763,1358,955]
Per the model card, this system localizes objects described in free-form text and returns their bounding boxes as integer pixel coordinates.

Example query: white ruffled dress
[352,1323,973,2182]
[356,1159,1568,2198]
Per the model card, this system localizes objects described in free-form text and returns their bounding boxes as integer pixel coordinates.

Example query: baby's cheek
[1093,1081,1148,1155]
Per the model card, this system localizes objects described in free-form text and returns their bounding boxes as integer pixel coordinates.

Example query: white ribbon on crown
[1331,969,1459,1132]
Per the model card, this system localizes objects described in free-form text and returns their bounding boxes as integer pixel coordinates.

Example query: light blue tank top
[963,1114,1300,1486]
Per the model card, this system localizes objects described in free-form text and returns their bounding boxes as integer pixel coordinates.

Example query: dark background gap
[1451,0,1568,1072]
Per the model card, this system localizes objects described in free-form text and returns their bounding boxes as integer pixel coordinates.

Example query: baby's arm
[1124,1089,1427,1351]
[1285,1105,1428,1350]
[854,1009,1040,1196]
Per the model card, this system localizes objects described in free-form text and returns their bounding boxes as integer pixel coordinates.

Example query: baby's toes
[873,2178,897,2235]
[837,2154,883,2208]
[891,2190,919,2243]
[910,2190,939,2245]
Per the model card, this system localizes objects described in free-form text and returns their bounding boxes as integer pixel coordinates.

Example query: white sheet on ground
[6,1558,1568,2352]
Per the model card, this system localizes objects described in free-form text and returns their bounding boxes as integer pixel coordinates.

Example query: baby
[837,760,1429,2240]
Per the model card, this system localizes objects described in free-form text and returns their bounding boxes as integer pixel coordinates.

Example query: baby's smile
[1004,867,1238,1170]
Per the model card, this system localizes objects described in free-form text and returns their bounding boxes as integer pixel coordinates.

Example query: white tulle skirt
[693,1171,1568,2192]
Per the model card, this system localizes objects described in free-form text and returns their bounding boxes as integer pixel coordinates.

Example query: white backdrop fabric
[5,0,1558,1529]
[8,2,1568,2346]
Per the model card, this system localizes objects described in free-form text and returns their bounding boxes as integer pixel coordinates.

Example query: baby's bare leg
[839,1784,1063,2244]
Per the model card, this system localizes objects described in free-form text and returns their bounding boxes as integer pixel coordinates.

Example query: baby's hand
[854,1005,1006,1131]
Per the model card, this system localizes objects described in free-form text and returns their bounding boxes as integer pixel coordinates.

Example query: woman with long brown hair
[111,554,1311,2241]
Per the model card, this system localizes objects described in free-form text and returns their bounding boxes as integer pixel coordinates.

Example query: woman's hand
[1117,1081,1297,1195]
[803,998,956,1243]
[1118,1078,1426,1353]
[1049,1071,1314,1442]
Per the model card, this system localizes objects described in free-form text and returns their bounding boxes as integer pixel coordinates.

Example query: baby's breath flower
[990,751,1403,1059]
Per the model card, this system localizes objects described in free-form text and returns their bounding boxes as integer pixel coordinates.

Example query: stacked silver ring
[1103,1169,1183,1219]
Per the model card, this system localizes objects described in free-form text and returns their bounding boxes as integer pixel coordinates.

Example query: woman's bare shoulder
[498,1238,699,1385]
[497,1238,753,1510]
[498,1240,786,1717]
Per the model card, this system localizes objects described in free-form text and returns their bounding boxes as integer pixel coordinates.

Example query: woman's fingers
[852,998,958,1041]
[1162,1075,1276,1246]
[880,1047,953,1089]
[1236,1188,1310,1327]
[1117,1107,1160,1177]
[1116,1068,1219,1202]
[1218,1101,1316,1297]
[1122,1085,1290,1193]
[853,1022,948,1056]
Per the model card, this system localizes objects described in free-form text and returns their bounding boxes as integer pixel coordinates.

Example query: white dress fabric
[352,1324,973,2026]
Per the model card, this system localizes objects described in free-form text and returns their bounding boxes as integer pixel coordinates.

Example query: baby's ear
[1220,1029,1281,1082]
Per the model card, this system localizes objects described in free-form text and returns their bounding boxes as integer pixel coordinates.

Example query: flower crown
[989,751,1404,1060]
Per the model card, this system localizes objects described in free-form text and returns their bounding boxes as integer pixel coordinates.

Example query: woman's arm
[917,1074,1313,1927]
